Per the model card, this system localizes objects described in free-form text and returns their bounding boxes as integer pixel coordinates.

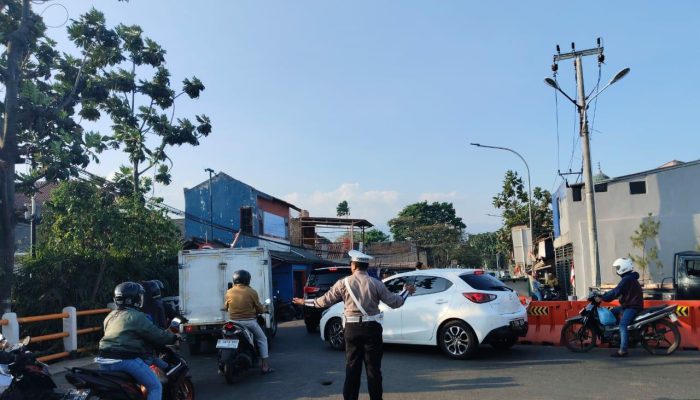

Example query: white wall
[557,161,700,298]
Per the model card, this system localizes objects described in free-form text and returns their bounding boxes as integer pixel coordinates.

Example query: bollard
[1,313,19,345]
[62,306,78,352]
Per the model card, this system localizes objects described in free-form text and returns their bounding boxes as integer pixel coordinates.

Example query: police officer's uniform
[309,250,410,400]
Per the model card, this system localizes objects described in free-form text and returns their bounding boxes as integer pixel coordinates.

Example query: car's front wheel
[325,317,345,351]
[438,320,477,359]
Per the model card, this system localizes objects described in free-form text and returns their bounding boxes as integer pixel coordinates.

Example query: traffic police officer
[294,250,415,400]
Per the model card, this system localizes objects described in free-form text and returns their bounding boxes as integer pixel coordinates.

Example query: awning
[269,249,346,267]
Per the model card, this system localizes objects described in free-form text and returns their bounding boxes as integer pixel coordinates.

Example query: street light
[544,66,629,287]
[470,142,533,265]
[205,168,215,242]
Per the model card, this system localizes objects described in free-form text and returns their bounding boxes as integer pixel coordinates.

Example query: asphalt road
[57,320,700,400]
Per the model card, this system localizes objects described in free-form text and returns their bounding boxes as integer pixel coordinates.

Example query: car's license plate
[510,318,526,328]
[63,389,90,400]
[216,339,239,349]
[669,313,679,322]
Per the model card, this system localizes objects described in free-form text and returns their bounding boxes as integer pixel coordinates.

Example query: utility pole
[552,41,604,287]
[205,168,215,242]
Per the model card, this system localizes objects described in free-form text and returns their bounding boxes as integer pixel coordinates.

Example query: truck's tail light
[304,286,320,294]
[463,292,497,303]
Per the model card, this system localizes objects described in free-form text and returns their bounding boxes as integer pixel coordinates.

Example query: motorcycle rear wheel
[562,320,596,352]
[170,376,195,400]
[642,318,681,355]
[224,362,242,385]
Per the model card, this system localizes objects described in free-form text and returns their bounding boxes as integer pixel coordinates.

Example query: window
[572,186,582,202]
[687,260,700,278]
[413,276,453,296]
[240,207,253,234]
[460,273,512,291]
[384,276,413,294]
[629,181,646,195]
[594,183,608,192]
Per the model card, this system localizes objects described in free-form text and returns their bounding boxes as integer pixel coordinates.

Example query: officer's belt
[345,315,381,323]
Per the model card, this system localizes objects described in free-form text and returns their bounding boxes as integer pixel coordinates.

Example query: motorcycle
[216,299,271,384]
[65,318,195,399]
[541,286,560,301]
[561,292,682,355]
[0,335,85,400]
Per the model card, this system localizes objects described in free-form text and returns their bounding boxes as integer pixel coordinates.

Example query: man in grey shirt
[295,250,415,400]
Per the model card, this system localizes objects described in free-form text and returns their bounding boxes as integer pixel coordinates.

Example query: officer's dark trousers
[343,321,383,400]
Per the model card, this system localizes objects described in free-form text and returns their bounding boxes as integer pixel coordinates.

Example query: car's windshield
[460,273,511,291]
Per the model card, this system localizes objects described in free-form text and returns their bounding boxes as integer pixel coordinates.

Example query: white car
[319,269,528,359]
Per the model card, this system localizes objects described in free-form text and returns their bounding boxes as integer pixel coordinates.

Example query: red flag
[570,262,575,289]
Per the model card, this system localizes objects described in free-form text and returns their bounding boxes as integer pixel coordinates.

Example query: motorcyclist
[141,280,167,329]
[599,258,643,357]
[97,282,177,400]
[224,270,273,374]
[527,270,543,301]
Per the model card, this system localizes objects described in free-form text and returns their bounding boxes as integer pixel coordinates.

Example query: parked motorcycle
[216,300,271,384]
[65,319,195,399]
[561,292,681,355]
[0,335,85,400]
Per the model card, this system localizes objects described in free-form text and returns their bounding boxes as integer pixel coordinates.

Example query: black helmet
[114,282,145,309]
[232,270,251,286]
[141,280,161,299]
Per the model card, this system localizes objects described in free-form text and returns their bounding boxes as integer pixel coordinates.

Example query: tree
[388,201,466,267]
[336,200,350,217]
[0,1,119,312]
[629,213,662,284]
[67,10,211,196]
[364,228,390,244]
[453,231,500,269]
[492,170,552,263]
[13,180,181,316]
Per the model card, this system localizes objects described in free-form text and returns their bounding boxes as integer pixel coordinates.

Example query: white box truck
[178,247,276,354]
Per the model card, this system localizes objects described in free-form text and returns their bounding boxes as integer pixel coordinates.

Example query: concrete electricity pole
[545,39,629,287]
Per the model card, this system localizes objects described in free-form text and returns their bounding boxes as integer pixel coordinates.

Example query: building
[184,173,301,249]
[552,160,700,298]
[13,182,58,255]
[183,173,343,302]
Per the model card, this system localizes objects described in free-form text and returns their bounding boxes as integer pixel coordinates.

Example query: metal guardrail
[1,307,111,363]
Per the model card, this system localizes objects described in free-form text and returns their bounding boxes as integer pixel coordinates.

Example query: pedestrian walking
[294,250,415,400]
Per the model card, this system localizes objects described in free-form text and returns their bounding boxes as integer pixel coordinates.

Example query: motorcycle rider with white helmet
[599,258,643,357]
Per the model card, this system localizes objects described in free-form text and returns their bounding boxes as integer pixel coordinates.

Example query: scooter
[65,318,195,399]
[216,300,271,384]
[562,292,682,355]
[0,335,85,400]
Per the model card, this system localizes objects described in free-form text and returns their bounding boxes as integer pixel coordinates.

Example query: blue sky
[41,1,699,235]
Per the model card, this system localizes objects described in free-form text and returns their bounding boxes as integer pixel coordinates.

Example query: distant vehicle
[319,269,528,359]
[303,266,352,333]
[178,247,276,355]
[648,251,700,300]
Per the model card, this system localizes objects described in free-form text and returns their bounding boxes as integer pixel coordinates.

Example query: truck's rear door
[179,249,227,324]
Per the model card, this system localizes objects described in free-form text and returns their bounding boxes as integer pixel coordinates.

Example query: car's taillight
[463,292,497,303]
[304,286,320,294]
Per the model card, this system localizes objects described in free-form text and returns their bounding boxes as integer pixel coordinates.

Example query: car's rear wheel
[325,317,345,351]
[438,320,477,360]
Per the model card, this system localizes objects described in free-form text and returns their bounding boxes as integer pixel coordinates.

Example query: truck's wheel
[188,337,201,356]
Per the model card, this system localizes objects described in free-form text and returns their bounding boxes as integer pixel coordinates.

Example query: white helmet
[613,258,634,276]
